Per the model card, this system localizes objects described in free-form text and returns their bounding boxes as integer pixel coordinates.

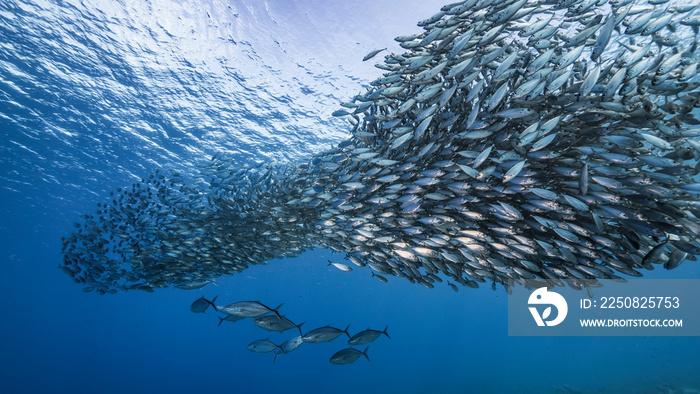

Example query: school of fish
[191,296,388,364]
[61,0,700,295]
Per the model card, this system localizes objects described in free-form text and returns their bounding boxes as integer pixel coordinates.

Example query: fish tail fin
[343,324,351,338]
[363,346,371,362]
[272,303,284,318]
[371,272,376,277]
[297,322,305,336]
[210,295,219,312]
[327,259,333,266]
[383,325,391,339]
[273,350,280,364]
[217,316,225,327]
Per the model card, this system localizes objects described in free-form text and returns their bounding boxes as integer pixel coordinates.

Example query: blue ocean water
[1,0,699,393]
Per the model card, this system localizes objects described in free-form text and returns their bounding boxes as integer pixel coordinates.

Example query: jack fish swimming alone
[62,0,700,294]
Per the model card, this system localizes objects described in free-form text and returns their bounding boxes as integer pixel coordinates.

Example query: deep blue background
[1,0,700,393]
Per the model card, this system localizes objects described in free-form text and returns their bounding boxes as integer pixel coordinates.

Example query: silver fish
[175,279,216,290]
[247,338,280,353]
[217,313,244,327]
[330,346,370,365]
[328,260,353,272]
[218,301,282,318]
[190,296,217,314]
[280,336,304,354]
[362,48,386,62]
[348,326,390,346]
[254,315,304,335]
[302,324,351,343]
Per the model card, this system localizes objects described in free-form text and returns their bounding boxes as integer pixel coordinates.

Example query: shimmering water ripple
[0,0,443,219]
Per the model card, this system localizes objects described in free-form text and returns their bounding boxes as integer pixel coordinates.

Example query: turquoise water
[1,0,700,393]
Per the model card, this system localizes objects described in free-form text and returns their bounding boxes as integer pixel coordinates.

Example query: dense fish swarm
[62,0,700,294]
